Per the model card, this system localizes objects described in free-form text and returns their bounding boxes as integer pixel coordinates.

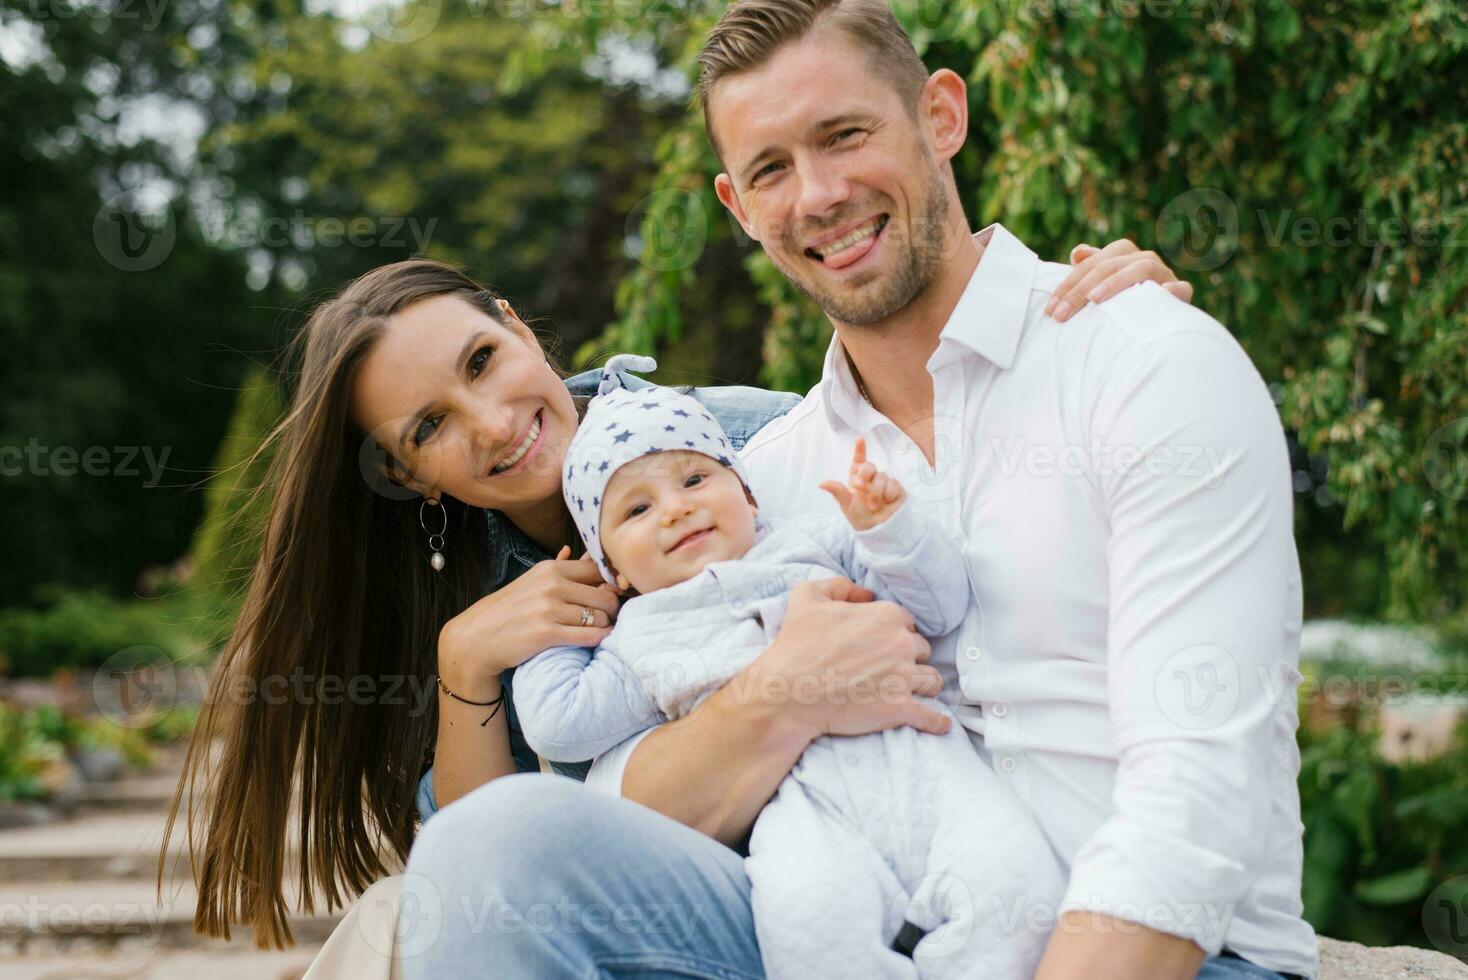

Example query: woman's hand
[437,545,620,697]
[1045,239,1196,322]
[753,577,950,741]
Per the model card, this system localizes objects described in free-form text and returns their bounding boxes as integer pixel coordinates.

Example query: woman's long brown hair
[161,260,557,947]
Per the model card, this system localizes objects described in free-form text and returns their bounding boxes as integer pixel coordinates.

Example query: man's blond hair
[696,0,929,159]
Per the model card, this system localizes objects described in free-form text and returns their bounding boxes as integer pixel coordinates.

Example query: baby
[514,355,1064,979]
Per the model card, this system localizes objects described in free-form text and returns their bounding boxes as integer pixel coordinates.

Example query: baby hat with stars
[563,353,757,585]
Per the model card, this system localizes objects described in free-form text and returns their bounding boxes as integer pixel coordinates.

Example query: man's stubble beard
[771,159,950,328]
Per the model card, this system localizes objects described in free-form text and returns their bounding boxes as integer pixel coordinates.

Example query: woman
[163,244,1192,961]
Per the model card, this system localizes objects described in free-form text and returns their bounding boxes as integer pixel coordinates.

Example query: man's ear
[714,174,759,242]
[920,68,969,165]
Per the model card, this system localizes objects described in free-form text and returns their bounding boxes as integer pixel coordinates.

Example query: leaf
[1396,785,1468,826]
[1353,866,1434,906]
[1302,817,1352,929]
[1332,768,1378,860]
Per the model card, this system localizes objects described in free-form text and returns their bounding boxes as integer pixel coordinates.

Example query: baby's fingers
[819,480,854,512]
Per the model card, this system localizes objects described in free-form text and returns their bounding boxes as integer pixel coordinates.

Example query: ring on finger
[580,606,594,627]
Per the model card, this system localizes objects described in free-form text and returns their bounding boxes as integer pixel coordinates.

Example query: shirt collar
[819,223,1040,432]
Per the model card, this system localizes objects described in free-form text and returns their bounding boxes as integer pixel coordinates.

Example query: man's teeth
[813,218,884,258]
[493,414,540,473]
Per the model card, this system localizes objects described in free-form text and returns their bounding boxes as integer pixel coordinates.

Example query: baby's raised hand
[818,437,907,531]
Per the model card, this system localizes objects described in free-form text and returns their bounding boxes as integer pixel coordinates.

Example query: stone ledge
[1319,936,1468,979]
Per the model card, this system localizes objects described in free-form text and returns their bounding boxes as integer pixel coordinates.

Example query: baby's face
[600,450,758,593]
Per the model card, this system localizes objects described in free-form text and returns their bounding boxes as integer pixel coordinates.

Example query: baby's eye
[684,474,704,488]
[626,503,648,519]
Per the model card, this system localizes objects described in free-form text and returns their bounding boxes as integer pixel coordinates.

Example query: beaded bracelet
[436,675,507,727]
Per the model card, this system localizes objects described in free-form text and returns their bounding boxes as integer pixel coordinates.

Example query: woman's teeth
[493,413,540,473]
[812,216,886,259]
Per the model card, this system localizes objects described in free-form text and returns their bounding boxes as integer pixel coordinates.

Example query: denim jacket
[416,368,802,822]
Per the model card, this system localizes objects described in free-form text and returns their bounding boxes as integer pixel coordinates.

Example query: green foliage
[185,366,284,641]
[203,0,681,355]
[0,589,210,678]
[0,702,194,802]
[0,703,65,803]
[0,0,285,601]
[1298,718,1468,947]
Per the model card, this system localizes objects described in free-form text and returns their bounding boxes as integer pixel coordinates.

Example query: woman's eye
[412,416,440,447]
[469,345,494,378]
[832,128,861,144]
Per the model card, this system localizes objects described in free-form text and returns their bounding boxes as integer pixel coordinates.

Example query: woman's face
[350,294,578,513]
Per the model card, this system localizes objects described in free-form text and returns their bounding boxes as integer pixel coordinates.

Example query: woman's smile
[490,408,545,476]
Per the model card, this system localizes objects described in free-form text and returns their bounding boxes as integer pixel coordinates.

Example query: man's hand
[1046,239,1196,322]
[818,436,906,531]
[747,577,950,741]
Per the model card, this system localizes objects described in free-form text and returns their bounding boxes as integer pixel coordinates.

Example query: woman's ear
[497,297,520,321]
[370,445,435,499]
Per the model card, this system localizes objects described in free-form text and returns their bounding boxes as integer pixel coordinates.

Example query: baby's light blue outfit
[514,500,1066,979]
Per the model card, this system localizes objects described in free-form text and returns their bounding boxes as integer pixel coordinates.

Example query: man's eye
[412,416,441,447]
[754,162,782,182]
[469,345,494,378]
[832,128,861,144]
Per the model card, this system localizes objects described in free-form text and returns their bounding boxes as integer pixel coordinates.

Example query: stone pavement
[0,750,337,978]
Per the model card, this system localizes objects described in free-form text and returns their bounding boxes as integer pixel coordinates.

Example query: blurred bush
[0,589,211,678]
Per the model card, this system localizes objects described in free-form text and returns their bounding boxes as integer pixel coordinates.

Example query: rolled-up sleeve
[1058,307,1300,954]
[584,726,655,796]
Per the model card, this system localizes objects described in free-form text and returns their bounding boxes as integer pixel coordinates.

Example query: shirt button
[965,646,981,662]
[991,703,1007,718]
[999,756,1017,773]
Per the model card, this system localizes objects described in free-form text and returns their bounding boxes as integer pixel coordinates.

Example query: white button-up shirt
[588,224,1318,977]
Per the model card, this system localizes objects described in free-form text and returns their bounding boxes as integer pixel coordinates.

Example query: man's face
[710,30,950,326]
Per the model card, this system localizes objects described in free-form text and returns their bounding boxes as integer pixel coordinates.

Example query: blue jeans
[402,774,1291,979]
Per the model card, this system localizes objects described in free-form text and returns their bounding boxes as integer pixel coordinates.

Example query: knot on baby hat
[563,354,754,585]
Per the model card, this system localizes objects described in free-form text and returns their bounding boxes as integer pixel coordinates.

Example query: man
[589,1,1316,977]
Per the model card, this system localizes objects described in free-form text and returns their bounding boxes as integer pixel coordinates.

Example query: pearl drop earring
[420,498,448,571]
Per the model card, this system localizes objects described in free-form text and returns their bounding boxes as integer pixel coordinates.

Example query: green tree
[0,0,277,600]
